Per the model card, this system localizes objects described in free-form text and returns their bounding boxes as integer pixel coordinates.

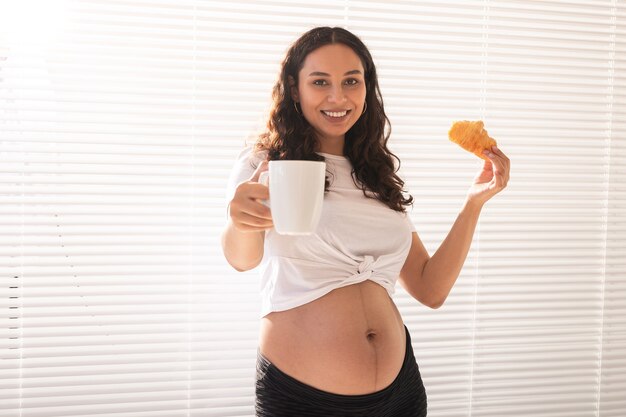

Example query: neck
[316,136,345,156]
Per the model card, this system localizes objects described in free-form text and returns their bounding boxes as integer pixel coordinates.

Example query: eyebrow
[308,70,362,77]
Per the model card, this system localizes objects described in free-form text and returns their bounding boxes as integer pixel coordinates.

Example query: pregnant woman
[222,26,510,416]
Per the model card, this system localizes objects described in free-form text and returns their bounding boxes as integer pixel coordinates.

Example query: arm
[221,221,265,272]
[221,160,273,272]
[398,199,481,309]
[399,145,510,308]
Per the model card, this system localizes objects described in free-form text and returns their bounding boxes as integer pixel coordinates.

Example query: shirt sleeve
[403,208,417,233]
[225,145,267,204]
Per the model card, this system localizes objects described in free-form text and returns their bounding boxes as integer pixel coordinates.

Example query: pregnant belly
[258,279,407,395]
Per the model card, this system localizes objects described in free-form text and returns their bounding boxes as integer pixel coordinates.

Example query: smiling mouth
[321,109,351,118]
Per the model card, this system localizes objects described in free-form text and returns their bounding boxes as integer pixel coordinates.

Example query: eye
[312,78,361,87]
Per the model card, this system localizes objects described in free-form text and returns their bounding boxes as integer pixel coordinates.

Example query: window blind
[1,1,624,416]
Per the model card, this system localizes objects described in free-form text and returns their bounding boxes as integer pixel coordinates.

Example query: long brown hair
[253,26,413,212]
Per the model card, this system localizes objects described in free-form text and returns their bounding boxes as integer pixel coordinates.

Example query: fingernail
[483,150,489,154]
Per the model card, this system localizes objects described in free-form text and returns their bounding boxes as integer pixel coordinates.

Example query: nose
[328,84,347,103]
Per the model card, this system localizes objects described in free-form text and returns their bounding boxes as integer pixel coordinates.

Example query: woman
[222,26,510,417]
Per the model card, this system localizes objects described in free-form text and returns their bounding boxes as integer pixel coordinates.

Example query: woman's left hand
[466,145,510,207]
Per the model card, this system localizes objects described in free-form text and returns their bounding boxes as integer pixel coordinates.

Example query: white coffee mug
[258,160,326,235]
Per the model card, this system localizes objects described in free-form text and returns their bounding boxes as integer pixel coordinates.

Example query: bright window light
[0,0,68,51]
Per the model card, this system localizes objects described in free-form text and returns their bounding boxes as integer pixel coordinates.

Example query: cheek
[357,86,367,101]
[346,86,366,103]
[300,88,323,105]
[298,92,322,119]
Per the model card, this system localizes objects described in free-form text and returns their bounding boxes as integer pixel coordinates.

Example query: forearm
[421,198,483,307]
[221,219,265,272]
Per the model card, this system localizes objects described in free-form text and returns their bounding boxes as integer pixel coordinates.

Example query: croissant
[448,120,497,161]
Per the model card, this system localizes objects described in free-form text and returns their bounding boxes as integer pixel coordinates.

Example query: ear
[287,75,299,102]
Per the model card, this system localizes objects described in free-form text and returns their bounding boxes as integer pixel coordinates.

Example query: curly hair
[252,26,413,212]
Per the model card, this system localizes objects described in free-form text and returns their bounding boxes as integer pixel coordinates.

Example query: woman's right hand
[227,160,274,233]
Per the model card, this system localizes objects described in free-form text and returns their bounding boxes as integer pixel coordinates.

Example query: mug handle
[258,171,270,208]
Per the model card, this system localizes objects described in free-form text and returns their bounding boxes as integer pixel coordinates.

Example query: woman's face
[289,43,366,150]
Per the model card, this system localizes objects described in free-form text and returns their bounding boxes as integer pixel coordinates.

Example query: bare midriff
[258,279,407,395]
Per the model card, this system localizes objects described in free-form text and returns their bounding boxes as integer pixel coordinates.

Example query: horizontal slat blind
[1,1,624,417]
[1,1,197,417]
[601,2,626,415]
[472,2,610,416]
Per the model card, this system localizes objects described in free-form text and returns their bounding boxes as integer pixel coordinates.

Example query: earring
[293,101,302,115]
[362,102,367,115]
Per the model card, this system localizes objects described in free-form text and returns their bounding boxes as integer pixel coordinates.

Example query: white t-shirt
[225,145,416,318]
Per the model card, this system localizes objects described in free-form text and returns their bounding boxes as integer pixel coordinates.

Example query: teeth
[323,110,348,118]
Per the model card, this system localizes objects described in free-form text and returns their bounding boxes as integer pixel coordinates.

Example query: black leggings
[255,325,427,417]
